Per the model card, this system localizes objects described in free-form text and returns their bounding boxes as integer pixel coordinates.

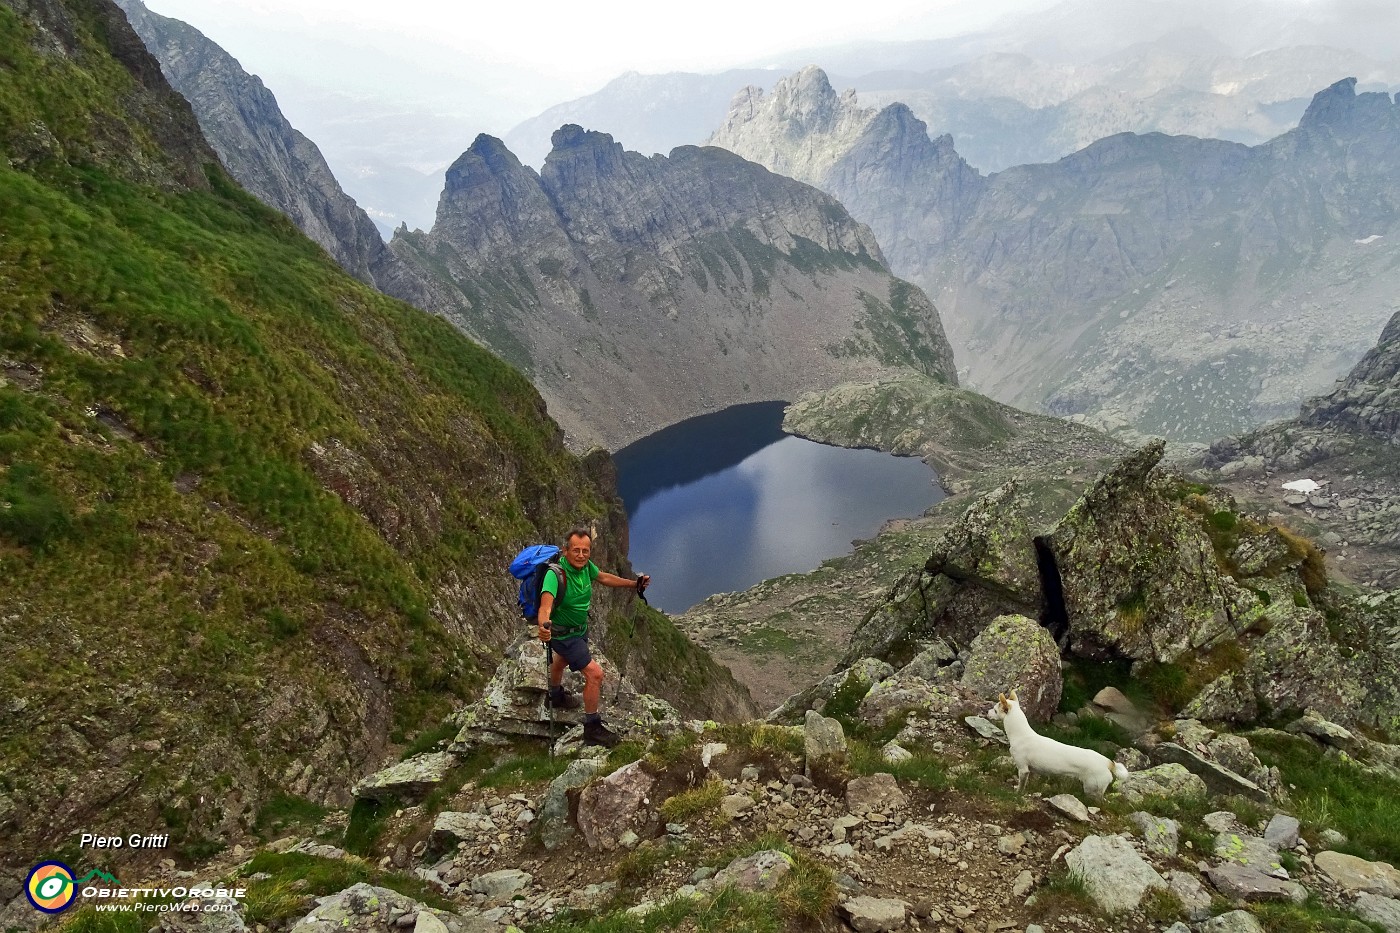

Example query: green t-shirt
[541,559,599,639]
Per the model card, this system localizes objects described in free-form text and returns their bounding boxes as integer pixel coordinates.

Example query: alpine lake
[613,401,944,614]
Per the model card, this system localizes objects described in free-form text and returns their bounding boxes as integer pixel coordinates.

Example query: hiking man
[537,527,650,747]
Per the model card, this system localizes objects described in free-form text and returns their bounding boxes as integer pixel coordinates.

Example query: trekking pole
[545,639,555,759]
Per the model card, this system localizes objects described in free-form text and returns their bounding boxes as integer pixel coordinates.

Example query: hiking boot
[581,719,621,748]
[547,687,580,710]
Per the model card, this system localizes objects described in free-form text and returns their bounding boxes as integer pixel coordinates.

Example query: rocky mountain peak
[1297,76,1400,138]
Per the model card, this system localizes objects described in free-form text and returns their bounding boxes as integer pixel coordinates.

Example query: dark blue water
[614,401,943,614]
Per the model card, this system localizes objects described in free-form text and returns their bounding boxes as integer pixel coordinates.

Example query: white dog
[985,691,1129,798]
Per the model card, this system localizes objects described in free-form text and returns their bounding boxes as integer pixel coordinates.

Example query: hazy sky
[142,0,1057,130]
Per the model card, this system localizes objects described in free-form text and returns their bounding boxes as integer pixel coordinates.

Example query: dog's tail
[1112,761,1130,783]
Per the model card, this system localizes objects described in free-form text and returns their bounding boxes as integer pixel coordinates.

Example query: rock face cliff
[113,0,389,284]
[376,126,958,450]
[1201,310,1400,587]
[712,70,1400,443]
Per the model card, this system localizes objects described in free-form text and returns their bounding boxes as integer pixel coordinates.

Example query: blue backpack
[509,545,566,622]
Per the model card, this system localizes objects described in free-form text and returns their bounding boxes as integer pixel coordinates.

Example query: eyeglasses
[567,547,590,555]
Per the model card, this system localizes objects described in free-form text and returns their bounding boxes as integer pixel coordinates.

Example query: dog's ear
[999,695,1010,712]
[1009,689,1018,702]
[998,692,1006,703]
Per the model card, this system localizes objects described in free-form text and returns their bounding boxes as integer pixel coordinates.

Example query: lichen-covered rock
[288,884,498,933]
[1115,763,1208,803]
[1150,743,1270,803]
[352,753,456,803]
[1199,910,1268,933]
[960,614,1061,721]
[839,895,910,933]
[1041,441,1245,662]
[840,481,1043,668]
[899,639,958,681]
[1246,607,1366,725]
[1183,672,1259,724]
[858,677,982,728]
[1129,812,1179,856]
[768,659,892,723]
[711,850,794,893]
[1356,893,1400,933]
[451,641,680,751]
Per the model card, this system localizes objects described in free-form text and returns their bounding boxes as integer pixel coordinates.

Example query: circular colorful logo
[26,862,77,914]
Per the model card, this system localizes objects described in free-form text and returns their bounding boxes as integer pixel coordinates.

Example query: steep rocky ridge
[374,127,958,450]
[112,0,389,285]
[1198,310,1400,588]
[0,0,750,875]
[710,70,1400,443]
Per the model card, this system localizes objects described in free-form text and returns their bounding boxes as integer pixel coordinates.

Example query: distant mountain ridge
[711,69,1400,442]
[113,0,388,284]
[373,126,959,450]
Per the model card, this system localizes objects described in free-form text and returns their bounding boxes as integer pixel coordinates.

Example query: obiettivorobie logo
[25,862,243,916]
[25,863,118,914]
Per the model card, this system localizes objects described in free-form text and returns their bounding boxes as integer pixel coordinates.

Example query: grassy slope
[0,0,744,864]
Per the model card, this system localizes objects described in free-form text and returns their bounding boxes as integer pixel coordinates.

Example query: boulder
[451,642,679,750]
[1356,893,1400,933]
[1183,672,1260,724]
[1314,851,1400,897]
[1247,610,1367,727]
[1264,814,1301,850]
[845,773,908,815]
[1205,863,1306,904]
[859,678,983,727]
[804,709,847,772]
[1040,441,1244,663]
[352,753,456,803]
[1166,870,1213,921]
[1129,812,1179,856]
[711,850,793,893]
[288,884,497,933]
[1066,834,1167,914]
[1213,832,1286,875]
[576,761,656,851]
[839,896,910,933]
[467,869,531,901]
[960,614,1062,721]
[1115,763,1208,803]
[538,756,607,851]
[1046,794,1091,823]
[899,639,958,681]
[1150,742,1270,803]
[1199,910,1268,933]
[769,659,893,724]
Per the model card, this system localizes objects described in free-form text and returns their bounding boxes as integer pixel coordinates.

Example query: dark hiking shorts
[550,634,592,672]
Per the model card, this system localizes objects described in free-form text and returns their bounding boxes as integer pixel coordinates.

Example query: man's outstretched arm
[597,571,649,589]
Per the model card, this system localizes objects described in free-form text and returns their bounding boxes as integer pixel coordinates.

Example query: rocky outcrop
[113,0,389,284]
[814,440,1400,734]
[714,69,1400,444]
[377,126,958,449]
[3,0,217,188]
[1041,440,1246,662]
[1300,310,1400,444]
[1199,310,1400,591]
[449,641,682,753]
